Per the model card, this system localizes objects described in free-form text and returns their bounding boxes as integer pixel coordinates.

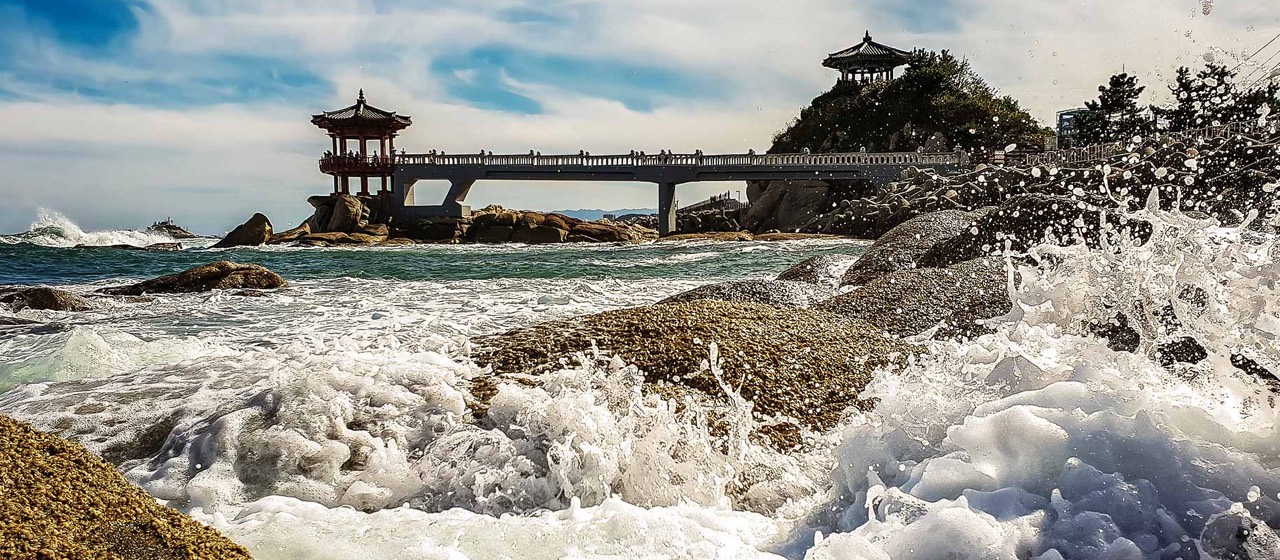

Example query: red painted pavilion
[313,90,412,196]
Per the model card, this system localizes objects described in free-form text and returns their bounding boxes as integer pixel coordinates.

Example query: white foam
[0,209,179,247]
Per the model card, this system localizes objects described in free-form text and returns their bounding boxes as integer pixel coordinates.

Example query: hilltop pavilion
[823,31,912,85]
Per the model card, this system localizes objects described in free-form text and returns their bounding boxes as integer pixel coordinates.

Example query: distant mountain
[550,208,655,221]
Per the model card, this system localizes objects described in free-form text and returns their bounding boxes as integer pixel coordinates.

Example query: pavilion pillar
[389,135,395,157]
[341,176,351,194]
[331,135,338,154]
[359,135,366,158]
[657,182,677,236]
[333,175,340,194]
[380,136,387,160]
[360,176,370,196]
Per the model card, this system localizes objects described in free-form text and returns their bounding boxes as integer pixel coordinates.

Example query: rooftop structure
[823,31,911,85]
[313,90,412,196]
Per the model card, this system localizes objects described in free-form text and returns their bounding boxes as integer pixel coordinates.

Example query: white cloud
[1,0,1278,234]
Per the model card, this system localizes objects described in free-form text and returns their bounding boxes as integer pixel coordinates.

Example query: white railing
[1024,117,1278,167]
[396,151,970,167]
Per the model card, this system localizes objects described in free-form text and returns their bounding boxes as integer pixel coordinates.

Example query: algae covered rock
[98,261,287,296]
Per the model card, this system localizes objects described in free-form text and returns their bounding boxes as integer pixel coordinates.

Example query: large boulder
[299,232,385,245]
[1200,509,1280,560]
[570,222,640,243]
[816,257,1011,338]
[0,287,92,312]
[472,225,515,244]
[0,415,251,559]
[268,222,311,245]
[212,213,273,249]
[777,254,861,288]
[660,280,826,308]
[326,194,365,233]
[842,209,990,286]
[98,261,287,296]
[473,300,914,441]
[742,185,790,232]
[918,194,1152,268]
[774,186,830,232]
[510,224,568,244]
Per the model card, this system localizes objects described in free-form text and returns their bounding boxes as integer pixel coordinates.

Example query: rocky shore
[0,414,250,559]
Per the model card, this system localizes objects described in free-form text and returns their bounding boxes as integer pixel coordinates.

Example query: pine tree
[1076,73,1152,144]
[1154,63,1280,132]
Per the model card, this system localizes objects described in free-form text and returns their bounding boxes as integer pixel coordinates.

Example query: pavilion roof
[823,31,911,71]
[312,90,412,134]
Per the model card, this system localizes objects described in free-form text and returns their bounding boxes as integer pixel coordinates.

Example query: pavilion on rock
[313,90,412,196]
[823,31,912,85]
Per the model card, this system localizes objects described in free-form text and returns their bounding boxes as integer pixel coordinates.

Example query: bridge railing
[397,151,970,168]
[1023,116,1278,167]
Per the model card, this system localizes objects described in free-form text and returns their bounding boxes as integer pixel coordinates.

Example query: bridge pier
[657,182,677,236]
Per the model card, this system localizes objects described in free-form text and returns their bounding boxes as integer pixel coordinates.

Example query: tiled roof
[824,31,911,69]
[312,90,412,131]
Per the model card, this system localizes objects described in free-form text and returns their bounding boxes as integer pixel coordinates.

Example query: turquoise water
[0,238,864,286]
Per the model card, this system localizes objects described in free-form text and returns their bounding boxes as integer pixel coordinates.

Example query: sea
[1,207,1278,559]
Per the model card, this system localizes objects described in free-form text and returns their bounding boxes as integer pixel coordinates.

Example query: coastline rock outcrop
[1,287,92,312]
[473,300,914,440]
[841,209,990,286]
[269,223,311,244]
[213,213,274,249]
[660,280,826,308]
[404,206,655,244]
[0,414,251,559]
[98,261,287,296]
[777,254,861,288]
[817,257,1011,338]
[146,219,200,239]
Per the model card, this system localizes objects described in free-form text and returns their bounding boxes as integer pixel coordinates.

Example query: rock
[570,222,638,243]
[300,232,384,245]
[146,219,199,239]
[305,195,336,233]
[1200,509,1280,560]
[0,414,252,559]
[1,287,92,312]
[473,300,915,444]
[753,233,839,242]
[233,290,267,297]
[660,280,826,308]
[510,224,568,244]
[326,194,365,233]
[842,209,990,286]
[402,217,469,242]
[544,214,574,231]
[212,213,273,249]
[774,186,830,231]
[358,223,390,237]
[658,232,755,242]
[777,254,861,288]
[144,243,184,252]
[268,223,311,244]
[917,195,1152,268]
[0,316,40,326]
[472,225,515,243]
[380,238,417,246]
[817,257,1011,338]
[742,185,790,231]
[97,261,287,296]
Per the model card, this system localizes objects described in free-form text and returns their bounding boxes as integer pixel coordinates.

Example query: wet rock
[213,213,274,249]
[917,195,1152,268]
[777,254,861,288]
[817,257,1011,338]
[753,233,839,242]
[659,232,755,242]
[233,290,268,297]
[143,242,184,252]
[473,300,915,443]
[146,219,199,239]
[570,222,646,243]
[1200,509,1280,560]
[842,209,990,286]
[0,414,252,559]
[1,287,92,312]
[472,225,515,244]
[98,261,287,296]
[326,194,366,233]
[380,238,417,246]
[300,232,385,245]
[401,217,469,242]
[268,222,311,244]
[358,223,390,237]
[0,316,40,326]
[1089,313,1142,353]
[1155,337,1209,369]
[660,280,826,308]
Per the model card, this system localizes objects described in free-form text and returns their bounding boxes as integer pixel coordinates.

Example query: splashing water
[0,209,179,248]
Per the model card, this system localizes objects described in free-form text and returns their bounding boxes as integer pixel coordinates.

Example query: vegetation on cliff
[771,50,1052,156]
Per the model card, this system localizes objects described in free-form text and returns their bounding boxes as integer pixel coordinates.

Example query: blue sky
[0,0,1274,234]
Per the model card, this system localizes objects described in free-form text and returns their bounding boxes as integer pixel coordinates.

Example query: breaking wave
[0,210,177,248]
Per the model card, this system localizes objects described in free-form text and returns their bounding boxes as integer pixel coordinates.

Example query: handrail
[1024,116,1278,167]
[395,151,971,167]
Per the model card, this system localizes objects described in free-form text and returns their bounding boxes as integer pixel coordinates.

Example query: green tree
[1154,63,1280,132]
[771,50,1051,157]
[1075,73,1152,144]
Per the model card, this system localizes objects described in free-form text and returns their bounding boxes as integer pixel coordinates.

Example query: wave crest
[0,210,177,248]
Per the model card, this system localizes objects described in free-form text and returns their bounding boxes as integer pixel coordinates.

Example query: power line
[1240,44,1280,84]
[1232,30,1280,73]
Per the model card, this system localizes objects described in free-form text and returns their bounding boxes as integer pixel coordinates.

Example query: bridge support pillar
[657,182,677,236]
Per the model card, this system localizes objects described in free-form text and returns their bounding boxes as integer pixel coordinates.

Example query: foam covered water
[2,208,1279,559]
[0,209,181,248]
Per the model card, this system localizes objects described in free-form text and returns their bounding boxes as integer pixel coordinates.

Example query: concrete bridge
[390,150,970,235]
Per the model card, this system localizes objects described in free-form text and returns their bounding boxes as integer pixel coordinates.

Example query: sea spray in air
[0,209,180,248]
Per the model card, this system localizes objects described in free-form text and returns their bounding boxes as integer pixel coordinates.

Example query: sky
[0,0,1278,235]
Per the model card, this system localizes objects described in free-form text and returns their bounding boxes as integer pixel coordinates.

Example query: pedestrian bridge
[391,150,970,235]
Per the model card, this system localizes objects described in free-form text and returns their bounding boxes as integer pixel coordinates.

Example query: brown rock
[571,222,638,243]
[473,301,915,444]
[380,238,416,246]
[358,223,390,237]
[658,232,755,242]
[144,243,184,252]
[473,225,515,243]
[543,214,573,231]
[1,287,92,312]
[510,224,568,244]
[268,223,311,245]
[326,194,365,233]
[98,261,287,296]
[212,213,273,249]
[519,212,547,227]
